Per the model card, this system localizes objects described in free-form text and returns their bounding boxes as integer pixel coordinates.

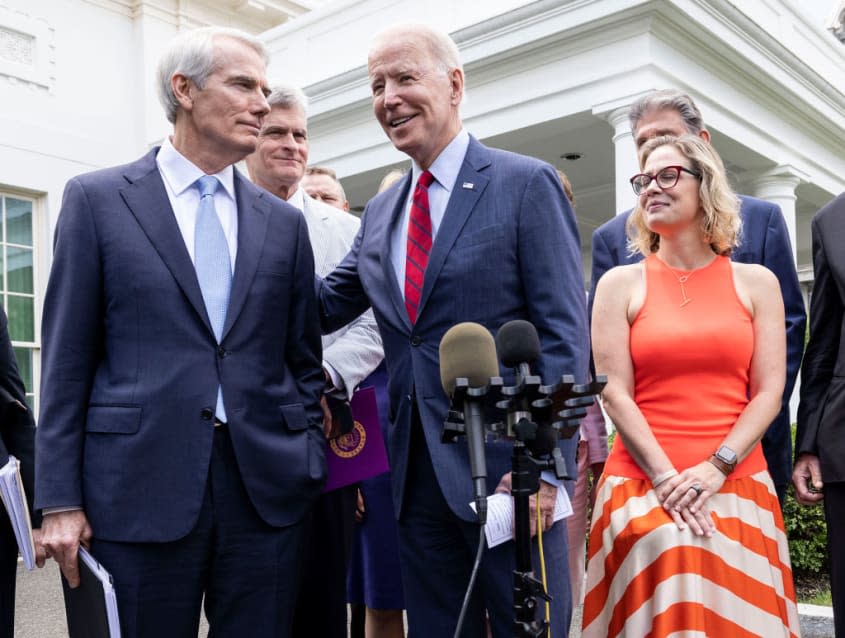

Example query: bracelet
[651,469,678,489]
[708,455,732,476]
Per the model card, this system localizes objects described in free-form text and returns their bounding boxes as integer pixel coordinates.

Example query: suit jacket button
[200,408,214,421]
[217,346,227,358]
[410,336,422,346]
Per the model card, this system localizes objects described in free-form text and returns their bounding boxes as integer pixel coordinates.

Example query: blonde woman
[584,135,799,637]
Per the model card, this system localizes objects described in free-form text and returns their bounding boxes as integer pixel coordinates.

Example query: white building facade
[1,0,844,409]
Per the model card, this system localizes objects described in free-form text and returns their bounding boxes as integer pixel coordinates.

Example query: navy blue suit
[589,196,806,496]
[35,149,326,636]
[319,136,589,637]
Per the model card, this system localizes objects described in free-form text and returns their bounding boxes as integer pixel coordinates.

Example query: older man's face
[247,105,309,196]
[302,173,348,211]
[368,34,463,169]
[182,36,270,166]
[634,108,692,149]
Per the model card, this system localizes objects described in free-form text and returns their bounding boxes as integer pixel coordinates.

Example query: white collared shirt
[286,187,306,213]
[156,137,238,270]
[390,129,470,293]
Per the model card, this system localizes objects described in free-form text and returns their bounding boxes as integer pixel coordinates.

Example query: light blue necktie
[194,175,231,421]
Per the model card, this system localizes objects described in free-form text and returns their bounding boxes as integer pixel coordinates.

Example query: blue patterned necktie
[194,175,231,420]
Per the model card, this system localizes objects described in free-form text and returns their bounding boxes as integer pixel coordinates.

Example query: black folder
[61,547,121,638]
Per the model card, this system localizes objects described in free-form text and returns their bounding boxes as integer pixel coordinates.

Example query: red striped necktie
[404,170,435,324]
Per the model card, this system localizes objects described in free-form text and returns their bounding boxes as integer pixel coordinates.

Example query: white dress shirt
[156,137,238,270]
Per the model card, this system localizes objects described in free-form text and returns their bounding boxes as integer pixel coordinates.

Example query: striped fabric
[582,471,800,637]
[404,170,435,324]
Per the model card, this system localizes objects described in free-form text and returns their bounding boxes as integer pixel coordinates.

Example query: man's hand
[495,472,557,537]
[320,395,335,438]
[32,528,48,568]
[40,510,93,588]
[793,453,824,505]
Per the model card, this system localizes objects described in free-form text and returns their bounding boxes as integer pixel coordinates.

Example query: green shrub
[783,483,829,577]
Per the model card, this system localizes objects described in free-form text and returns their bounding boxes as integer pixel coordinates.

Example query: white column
[743,165,806,262]
[744,165,807,422]
[604,107,640,215]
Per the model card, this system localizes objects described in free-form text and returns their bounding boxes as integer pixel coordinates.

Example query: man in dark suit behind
[590,89,806,504]
[0,306,39,637]
[35,27,325,638]
[318,24,589,637]
[794,190,845,637]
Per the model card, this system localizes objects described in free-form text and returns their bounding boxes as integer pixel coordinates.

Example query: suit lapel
[221,172,271,340]
[418,138,490,318]
[119,150,213,336]
[382,175,414,330]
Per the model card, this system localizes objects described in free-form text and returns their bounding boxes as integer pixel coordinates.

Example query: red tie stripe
[405,170,435,324]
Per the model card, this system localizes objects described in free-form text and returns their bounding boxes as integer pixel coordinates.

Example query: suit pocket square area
[85,405,142,434]
[279,403,309,431]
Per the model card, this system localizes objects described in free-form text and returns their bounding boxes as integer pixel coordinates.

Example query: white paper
[0,455,36,569]
[469,485,573,549]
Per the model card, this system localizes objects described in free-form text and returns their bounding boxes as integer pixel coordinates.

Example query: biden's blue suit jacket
[319,136,590,521]
[589,196,806,488]
[35,148,326,542]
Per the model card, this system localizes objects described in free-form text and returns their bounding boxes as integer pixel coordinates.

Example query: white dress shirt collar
[156,137,236,201]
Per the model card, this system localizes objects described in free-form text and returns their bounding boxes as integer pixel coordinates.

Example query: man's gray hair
[627,89,705,135]
[374,24,463,73]
[157,26,268,124]
[266,84,309,114]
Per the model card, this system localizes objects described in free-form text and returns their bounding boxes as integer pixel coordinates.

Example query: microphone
[439,322,499,524]
[496,319,558,460]
[495,319,540,386]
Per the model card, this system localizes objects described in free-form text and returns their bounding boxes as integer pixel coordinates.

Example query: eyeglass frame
[629,165,702,196]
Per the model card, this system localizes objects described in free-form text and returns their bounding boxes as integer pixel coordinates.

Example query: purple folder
[323,386,389,492]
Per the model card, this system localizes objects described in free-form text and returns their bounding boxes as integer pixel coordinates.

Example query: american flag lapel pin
[462,182,474,190]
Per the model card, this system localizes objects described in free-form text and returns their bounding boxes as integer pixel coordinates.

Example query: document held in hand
[62,546,121,638]
[0,454,35,569]
[323,385,389,492]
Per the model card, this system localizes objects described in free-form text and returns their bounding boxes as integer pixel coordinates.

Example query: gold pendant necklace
[655,255,715,308]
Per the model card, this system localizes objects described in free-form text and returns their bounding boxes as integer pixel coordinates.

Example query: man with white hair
[36,28,325,637]
[318,23,589,637]
[246,84,383,638]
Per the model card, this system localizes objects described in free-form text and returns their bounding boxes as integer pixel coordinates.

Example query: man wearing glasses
[589,89,805,506]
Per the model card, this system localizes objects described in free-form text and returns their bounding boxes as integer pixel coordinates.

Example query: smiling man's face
[368,31,463,169]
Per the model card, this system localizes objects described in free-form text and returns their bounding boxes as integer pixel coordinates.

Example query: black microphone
[439,322,499,524]
[496,319,558,459]
[495,319,540,385]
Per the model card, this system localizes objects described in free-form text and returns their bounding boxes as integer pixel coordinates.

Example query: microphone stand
[505,369,555,638]
[443,374,606,638]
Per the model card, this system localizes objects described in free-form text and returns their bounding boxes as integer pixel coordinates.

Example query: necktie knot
[197,175,219,199]
[417,170,435,190]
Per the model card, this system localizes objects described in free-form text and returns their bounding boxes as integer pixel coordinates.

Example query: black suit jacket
[797,191,845,482]
[0,306,36,638]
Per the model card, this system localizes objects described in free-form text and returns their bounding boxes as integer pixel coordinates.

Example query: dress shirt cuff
[540,471,561,487]
[42,506,83,516]
[323,363,345,395]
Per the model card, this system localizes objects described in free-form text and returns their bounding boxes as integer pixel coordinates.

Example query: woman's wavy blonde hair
[626,134,741,256]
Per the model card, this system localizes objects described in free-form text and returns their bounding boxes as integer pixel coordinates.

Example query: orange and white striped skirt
[581,472,800,637]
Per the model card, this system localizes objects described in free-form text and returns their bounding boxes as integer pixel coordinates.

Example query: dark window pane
[6,247,32,293]
[7,295,34,342]
[12,347,32,394]
[6,198,33,247]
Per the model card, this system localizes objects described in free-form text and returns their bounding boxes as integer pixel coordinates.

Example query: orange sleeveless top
[604,254,767,479]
